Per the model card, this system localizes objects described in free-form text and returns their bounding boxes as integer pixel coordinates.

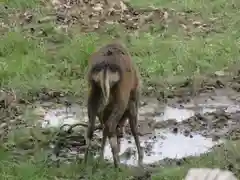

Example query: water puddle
[153,106,195,122]
[103,129,219,165]
[40,89,240,128]
[38,89,240,166]
[40,105,87,129]
[41,107,80,128]
[182,89,240,115]
[38,103,221,166]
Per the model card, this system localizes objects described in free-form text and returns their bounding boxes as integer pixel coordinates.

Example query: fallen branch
[65,123,103,133]
[52,122,103,158]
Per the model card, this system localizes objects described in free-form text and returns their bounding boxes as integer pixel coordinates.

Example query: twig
[65,123,103,133]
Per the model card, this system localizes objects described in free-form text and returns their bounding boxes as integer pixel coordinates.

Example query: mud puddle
[40,105,220,166]
[33,88,240,166]
[178,89,240,114]
[101,130,219,166]
[41,104,88,129]
[37,91,240,166]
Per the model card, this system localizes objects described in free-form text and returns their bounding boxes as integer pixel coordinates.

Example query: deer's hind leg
[128,89,143,167]
[99,109,110,162]
[116,112,129,153]
[84,85,102,164]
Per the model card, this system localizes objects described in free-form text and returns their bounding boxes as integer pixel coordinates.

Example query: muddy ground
[1,0,240,178]
[0,67,239,171]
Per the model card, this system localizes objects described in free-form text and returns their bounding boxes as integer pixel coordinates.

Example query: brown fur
[84,41,143,168]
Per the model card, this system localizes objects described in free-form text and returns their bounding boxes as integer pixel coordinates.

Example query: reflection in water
[152,94,240,123]
[201,108,216,114]
[103,130,220,166]
[42,108,79,128]
[153,106,195,122]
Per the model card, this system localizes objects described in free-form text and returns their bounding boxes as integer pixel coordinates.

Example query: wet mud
[23,86,239,167]
[0,73,240,170]
[0,67,239,173]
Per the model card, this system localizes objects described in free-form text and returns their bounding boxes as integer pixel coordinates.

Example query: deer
[84,41,143,168]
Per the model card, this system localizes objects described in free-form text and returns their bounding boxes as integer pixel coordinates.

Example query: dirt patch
[1,0,217,35]
[144,69,240,102]
[152,87,240,140]
[175,110,240,141]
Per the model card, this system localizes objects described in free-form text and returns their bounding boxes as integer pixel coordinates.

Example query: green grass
[0,0,239,98]
[0,0,240,179]
[1,130,240,180]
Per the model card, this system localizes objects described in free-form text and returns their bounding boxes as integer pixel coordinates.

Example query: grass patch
[0,0,239,98]
[2,0,40,9]
[1,126,240,180]
[0,24,239,98]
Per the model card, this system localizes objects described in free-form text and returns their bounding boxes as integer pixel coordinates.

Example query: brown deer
[84,41,143,168]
